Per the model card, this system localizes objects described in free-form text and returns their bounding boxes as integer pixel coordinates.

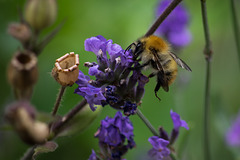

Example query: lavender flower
[75,35,149,114]
[226,112,240,147]
[88,149,97,160]
[156,0,191,48]
[95,111,135,159]
[74,70,106,111]
[148,136,170,160]
[170,110,189,131]
[169,110,189,144]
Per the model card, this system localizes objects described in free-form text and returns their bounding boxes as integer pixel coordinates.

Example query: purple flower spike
[96,112,134,145]
[148,136,170,160]
[170,110,189,131]
[113,111,134,139]
[88,149,97,160]
[226,113,240,147]
[156,0,191,48]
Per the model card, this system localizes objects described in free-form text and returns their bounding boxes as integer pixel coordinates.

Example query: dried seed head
[8,23,31,43]
[7,51,38,99]
[5,101,49,145]
[24,0,57,31]
[52,52,79,86]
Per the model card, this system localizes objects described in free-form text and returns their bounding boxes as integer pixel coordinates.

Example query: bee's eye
[136,43,142,49]
[134,42,142,56]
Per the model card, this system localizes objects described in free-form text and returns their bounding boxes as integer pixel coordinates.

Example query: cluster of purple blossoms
[156,0,192,49]
[90,111,135,160]
[148,110,189,160]
[226,112,240,147]
[75,35,149,115]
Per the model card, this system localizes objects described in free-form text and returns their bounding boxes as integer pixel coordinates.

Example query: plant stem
[230,0,240,68]
[145,0,182,37]
[21,145,37,160]
[200,0,212,160]
[51,99,87,136]
[136,108,159,136]
[52,86,66,116]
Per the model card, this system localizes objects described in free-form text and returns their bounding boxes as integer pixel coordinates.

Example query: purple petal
[170,110,189,130]
[89,65,100,76]
[88,149,97,160]
[168,29,192,47]
[106,42,123,61]
[226,113,240,146]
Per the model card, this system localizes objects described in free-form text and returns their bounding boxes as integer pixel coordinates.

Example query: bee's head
[125,40,144,60]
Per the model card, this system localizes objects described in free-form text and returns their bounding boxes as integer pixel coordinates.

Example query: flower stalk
[230,0,240,69]
[51,99,87,137]
[200,0,212,160]
[136,108,159,137]
[145,0,183,37]
[52,86,66,116]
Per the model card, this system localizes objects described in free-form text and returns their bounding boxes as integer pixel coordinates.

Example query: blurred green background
[0,0,240,159]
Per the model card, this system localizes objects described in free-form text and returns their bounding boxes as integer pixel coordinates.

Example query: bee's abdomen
[162,58,178,85]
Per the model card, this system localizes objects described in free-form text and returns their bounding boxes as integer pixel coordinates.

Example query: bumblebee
[126,35,192,100]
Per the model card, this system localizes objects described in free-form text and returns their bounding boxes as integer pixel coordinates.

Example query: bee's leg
[128,60,150,70]
[154,81,161,101]
[148,72,157,78]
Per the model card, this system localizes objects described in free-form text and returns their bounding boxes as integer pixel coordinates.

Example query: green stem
[21,145,37,160]
[170,153,177,160]
[136,108,159,136]
[204,60,211,160]
[200,0,212,160]
[230,0,240,68]
[52,86,66,116]
[145,0,182,37]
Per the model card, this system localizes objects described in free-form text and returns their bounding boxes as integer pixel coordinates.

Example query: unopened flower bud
[135,74,149,103]
[5,101,49,145]
[24,0,57,31]
[8,23,31,43]
[7,51,38,99]
[52,52,79,86]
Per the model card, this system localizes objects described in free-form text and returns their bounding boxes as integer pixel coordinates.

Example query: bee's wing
[151,50,169,92]
[169,52,192,72]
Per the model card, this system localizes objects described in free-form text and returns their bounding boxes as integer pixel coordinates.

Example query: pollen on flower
[52,52,80,86]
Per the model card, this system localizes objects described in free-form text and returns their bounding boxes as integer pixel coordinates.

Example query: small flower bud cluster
[75,35,149,115]
[7,0,59,100]
[91,112,135,159]
[148,110,189,160]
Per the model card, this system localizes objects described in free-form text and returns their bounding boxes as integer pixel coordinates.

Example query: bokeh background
[0,0,240,159]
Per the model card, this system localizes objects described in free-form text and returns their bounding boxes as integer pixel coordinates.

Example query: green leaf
[32,141,58,160]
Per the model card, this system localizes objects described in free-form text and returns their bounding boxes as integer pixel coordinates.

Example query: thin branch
[136,108,159,136]
[145,0,183,37]
[21,145,37,160]
[200,0,213,160]
[51,99,87,136]
[52,86,66,116]
[230,0,240,68]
